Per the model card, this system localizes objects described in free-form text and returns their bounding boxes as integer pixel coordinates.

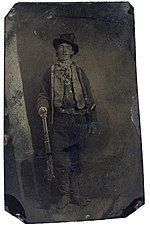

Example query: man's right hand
[38,107,48,117]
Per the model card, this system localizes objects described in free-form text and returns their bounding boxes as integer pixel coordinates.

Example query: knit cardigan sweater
[37,64,97,125]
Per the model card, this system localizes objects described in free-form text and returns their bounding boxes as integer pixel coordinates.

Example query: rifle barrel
[41,115,55,180]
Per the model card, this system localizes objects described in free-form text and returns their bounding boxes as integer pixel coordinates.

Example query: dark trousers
[50,112,87,197]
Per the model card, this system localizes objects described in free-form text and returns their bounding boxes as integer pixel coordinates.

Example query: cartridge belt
[54,107,87,115]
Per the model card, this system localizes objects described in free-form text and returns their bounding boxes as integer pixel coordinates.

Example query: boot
[56,166,70,209]
[70,171,90,206]
[56,194,70,209]
[71,193,90,206]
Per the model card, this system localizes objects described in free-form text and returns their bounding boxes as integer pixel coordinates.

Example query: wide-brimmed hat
[53,33,79,55]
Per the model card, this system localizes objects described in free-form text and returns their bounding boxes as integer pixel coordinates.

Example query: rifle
[41,114,55,181]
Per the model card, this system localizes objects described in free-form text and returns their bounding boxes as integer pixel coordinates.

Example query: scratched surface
[4,2,144,223]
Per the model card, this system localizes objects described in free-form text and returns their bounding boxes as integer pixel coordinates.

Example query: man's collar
[55,60,75,69]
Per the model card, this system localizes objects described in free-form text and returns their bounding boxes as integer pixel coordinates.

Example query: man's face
[57,43,74,62]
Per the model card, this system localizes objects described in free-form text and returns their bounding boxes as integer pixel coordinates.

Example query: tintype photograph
[4,2,144,224]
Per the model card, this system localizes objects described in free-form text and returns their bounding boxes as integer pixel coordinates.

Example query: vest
[52,62,86,109]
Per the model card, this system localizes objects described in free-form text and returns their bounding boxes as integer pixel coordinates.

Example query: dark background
[5,2,144,223]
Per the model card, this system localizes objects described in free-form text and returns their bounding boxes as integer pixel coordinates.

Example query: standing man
[37,33,97,209]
